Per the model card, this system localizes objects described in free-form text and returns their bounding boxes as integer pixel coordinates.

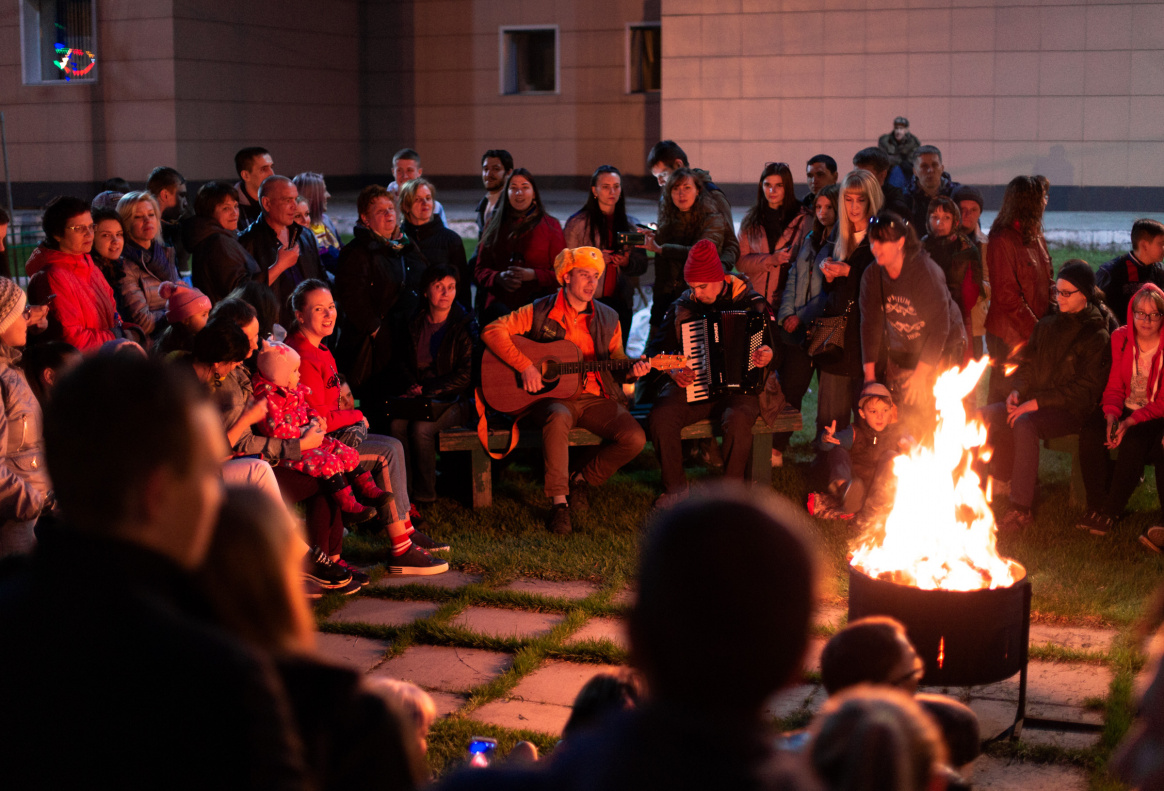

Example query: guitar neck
[558,358,635,375]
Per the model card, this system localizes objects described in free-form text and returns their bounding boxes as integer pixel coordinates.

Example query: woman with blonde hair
[810,685,949,791]
[116,190,181,339]
[814,169,883,438]
[199,486,425,791]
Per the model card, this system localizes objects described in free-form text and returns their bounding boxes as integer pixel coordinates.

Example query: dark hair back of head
[44,355,205,533]
[629,484,817,713]
[562,671,642,739]
[194,181,241,219]
[482,149,514,171]
[820,617,909,694]
[809,154,838,174]
[991,175,1044,243]
[103,177,132,193]
[19,340,79,408]
[225,282,278,341]
[235,146,270,177]
[647,140,688,169]
[210,296,257,328]
[192,317,250,365]
[42,195,90,243]
[853,147,891,176]
[1132,219,1164,250]
[146,166,184,194]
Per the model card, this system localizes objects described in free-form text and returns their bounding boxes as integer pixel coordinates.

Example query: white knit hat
[0,278,27,336]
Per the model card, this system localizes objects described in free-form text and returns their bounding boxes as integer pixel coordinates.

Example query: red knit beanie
[683,239,726,284]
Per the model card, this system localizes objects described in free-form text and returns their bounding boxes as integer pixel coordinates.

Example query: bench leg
[471,447,493,508]
[750,434,769,486]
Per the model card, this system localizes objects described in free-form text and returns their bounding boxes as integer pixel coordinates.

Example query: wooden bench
[439,405,804,508]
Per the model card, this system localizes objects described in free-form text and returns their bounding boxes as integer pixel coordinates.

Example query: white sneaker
[771,449,784,468]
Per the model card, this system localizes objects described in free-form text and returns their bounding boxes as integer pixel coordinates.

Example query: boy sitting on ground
[808,383,908,521]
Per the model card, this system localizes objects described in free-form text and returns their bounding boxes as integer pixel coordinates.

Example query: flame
[1003,364,1018,377]
[937,637,945,668]
[849,358,1022,591]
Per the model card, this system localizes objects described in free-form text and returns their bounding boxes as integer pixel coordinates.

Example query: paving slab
[473,698,573,735]
[968,754,1088,791]
[370,645,512,692]
[611,587,636,607]
[374,570,483,590]
[500,578,600,601]
[1029,624,1117,654]
[968,698,1102,749]
[427,691,467,719]
[451,606,565,640]
[766,684,824,721]
[802,637,826,675]
[314,632,392,673]
[328,597,441,627]
[509,661,626,707]
[925,661,1111,707]
[814,604,846,631]
[565,617,629,651]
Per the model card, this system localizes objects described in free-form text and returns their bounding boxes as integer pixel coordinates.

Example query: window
[627,24,660,93]
[500,26,558,95]
[21,0,97,85]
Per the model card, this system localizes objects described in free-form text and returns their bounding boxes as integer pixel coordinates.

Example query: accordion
[679,310,766,403]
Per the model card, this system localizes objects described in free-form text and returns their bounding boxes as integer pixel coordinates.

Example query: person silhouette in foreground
[436,483,822,791]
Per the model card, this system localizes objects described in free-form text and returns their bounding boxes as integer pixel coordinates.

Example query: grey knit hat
[0,278,27,336]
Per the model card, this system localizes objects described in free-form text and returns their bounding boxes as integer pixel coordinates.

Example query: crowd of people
[0,123,1164,787]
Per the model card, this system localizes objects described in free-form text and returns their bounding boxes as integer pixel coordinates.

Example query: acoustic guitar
[480,336,686,414]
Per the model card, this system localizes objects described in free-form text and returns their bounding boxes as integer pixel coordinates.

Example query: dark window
[629,25,660,93]
[22,0,97,84]
[501,27,558,95]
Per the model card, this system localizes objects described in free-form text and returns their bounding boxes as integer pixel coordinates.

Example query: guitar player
[647,239,778,508]
[481,247,652,535]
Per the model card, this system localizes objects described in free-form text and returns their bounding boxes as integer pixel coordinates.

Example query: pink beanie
[683,239,726,284]
[257,342,301,388]
[159,282,211,324]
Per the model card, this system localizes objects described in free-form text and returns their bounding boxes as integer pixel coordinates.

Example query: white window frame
[498,25,560,96]
[625,22,661,95]
[20,0,99,86]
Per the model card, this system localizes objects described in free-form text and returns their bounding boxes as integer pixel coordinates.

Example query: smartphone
[468,737,497,768]
[616,230,646,247]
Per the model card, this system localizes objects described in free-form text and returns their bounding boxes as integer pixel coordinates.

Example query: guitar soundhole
[540,360,560,383]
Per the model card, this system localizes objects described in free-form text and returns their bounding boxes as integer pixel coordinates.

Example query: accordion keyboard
[680,319,711,402]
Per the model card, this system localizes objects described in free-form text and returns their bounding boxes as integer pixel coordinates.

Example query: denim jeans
[981,402,1081,509]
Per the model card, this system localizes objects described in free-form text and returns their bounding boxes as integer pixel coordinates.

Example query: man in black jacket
[239,175,325,327]
[234,146,274,228]
[1096,219,1164,324]
[0,355,308,791]
[903,146,961,232]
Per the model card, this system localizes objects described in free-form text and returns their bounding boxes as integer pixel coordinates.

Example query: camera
[616,231,645,247]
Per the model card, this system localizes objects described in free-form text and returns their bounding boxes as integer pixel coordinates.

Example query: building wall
[660,0,1164,194]
[410,0,662,180]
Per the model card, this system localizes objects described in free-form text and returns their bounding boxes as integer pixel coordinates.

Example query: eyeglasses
[1134,311,1164,321]
[65,223,95,234]
[1055,287,1079,298]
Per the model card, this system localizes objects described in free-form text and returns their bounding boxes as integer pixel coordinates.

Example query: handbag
[806,300,853,359]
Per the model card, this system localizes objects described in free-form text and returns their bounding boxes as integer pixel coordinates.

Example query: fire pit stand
[847,566,1102,743]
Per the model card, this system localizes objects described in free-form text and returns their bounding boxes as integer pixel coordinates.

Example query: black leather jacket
[393,300,477,400]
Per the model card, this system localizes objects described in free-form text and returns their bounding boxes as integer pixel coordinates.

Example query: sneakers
[410,528,450,553]
[998,507,1033,532]
[546,503,572,535]
[1140,526,1164,554]
[1076,510,1114,536]
[386,544,449,576]
[807,492,854,521]
[335,558,371,586]
[304,546,353,588]
[569,476,590,512]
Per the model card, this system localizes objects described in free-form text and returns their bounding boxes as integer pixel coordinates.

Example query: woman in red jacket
[26,196,121,352]
[473,168,565,323]
[983,176,1052,404]
[1078,282,1164,550]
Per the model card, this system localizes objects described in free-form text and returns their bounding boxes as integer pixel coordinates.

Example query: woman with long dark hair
[474,168,565,322]
[563,165,648,339]
[814,170,883,436]
[737,161,810,310]
[984,175,1053,404]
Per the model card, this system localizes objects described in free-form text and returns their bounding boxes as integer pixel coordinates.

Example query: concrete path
[319,575,1117,790]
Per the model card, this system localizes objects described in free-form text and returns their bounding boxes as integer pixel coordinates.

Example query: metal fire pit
[847,564,1099,742]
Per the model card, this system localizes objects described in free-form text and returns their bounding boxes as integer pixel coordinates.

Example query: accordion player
[679,310,767,402]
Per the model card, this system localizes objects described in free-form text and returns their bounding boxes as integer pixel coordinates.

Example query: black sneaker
[410,529,450,552]
[1076,510,1114,536]
[569,477,590,512]
[546,503,572,535]
[386,544,449,576]
[305,546,353,588]
[1140,526,1164,554]
[336,558,371,586]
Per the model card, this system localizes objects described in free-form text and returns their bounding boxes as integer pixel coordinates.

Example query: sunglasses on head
[867,213,910,239]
